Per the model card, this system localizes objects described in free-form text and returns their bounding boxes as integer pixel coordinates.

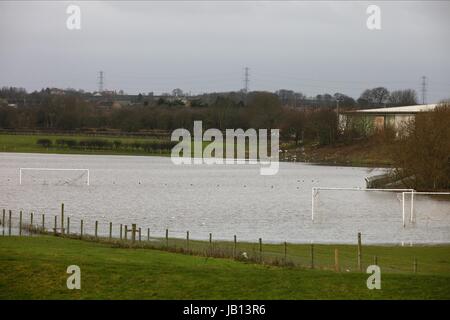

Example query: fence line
[0,205,430,274]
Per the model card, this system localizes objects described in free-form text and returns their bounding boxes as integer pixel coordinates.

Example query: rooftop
[344,104,438,114]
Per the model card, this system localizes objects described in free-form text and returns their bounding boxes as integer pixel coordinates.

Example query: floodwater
[0,153,449,244]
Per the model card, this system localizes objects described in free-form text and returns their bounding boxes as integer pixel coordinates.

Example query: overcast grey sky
[0,1,449,102]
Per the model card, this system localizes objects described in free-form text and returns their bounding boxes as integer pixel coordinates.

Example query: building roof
[344,104,438,115]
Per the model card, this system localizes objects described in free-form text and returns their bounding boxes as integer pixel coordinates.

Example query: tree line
[0,86,421,146]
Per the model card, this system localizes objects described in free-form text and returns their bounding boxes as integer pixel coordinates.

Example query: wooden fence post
[8,210,12,236]
[413,257,418,273]
[30,212,33,227]
[61,203,64,235]
[284,241,287,265]
[42,214,45,232]
[233,235,237,258]
[186,231,189,251]
[310,244,314,269]
[131,224,136,243]
[67,217,70,235]
[374,256,378,266]
[147,228,150,241]
[259,238,262,263]
[109,222,112,240]
[138,227,142,242]
[335,248,340,272]
[2,209,5,236]
[95,221,98,239]
[209,233,212,253]
[19,211,22,236]
[80,219,84,239]
[54,216,57,235]
[120,224,123,240]
[124,225,128,240]
[165,229,168,247]
[357,232,362,272]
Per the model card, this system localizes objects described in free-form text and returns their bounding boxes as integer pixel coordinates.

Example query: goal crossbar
[311,187,415,227]
[19,168,90,186]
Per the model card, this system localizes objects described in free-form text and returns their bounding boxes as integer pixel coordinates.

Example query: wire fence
[1,205,447,275]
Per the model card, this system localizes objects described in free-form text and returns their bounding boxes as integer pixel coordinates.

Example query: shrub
[55,139,77,148]
[113,140,122,149]
[36,138,52,148]
[78,139,113,149]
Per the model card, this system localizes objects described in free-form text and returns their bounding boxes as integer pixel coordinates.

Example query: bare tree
[390,103,450,190]
[388,89,417,106]
[358,87,390,107]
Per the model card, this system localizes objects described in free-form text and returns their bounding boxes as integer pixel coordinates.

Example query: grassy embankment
[0,133,393,166]
[282,139,394,167]
[0,236,449,299]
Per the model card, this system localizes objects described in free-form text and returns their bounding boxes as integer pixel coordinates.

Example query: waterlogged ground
[0,153,449,244]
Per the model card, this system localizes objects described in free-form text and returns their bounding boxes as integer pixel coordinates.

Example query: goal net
[19,168,90,186]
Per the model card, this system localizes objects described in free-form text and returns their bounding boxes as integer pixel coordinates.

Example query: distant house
[50,88,66,95]
[112,100,131,109]
[339,104,438,135]
[96,99,132,109]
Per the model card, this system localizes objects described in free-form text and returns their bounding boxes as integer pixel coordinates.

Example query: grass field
[0,133,393,166]
[0,133,235,158]
[0,236,449,299]
[0,133,171,156]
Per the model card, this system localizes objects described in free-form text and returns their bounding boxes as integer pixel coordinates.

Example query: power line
[98,71,104,93]
[421,76,427,104]
[243,67,250,93]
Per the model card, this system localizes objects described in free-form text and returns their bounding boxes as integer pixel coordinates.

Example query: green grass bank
[0,236,449,299]
[0,133,172,156]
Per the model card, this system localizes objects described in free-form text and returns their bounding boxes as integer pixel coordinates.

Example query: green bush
[55,139,78,148]
[78,139,113,149]
[113,140,122,149]
[36,138,52,148]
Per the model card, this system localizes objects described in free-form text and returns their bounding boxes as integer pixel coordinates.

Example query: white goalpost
[311,187,415,227]
[402,191,450,225]
[19,168,90,186]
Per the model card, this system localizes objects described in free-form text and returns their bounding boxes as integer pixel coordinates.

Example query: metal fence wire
[0,206,444,274]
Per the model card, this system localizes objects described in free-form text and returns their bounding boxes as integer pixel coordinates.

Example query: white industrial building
[339,104,439,134]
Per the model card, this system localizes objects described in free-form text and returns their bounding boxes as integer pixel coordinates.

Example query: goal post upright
[402,191,450,225]
[402,192,406,227]
[19,168,90,186]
